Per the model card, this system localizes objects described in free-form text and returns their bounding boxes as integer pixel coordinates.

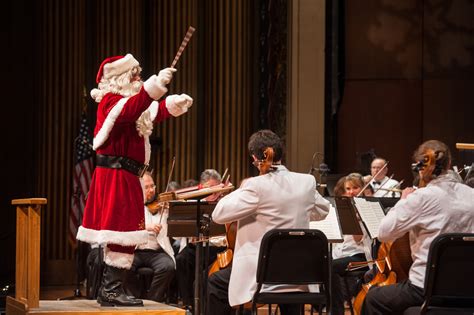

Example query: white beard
[120,80,143,97]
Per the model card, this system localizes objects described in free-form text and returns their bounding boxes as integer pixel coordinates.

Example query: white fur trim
[76,225,148,246]
[103,54,139,79]
[93,97,129,150]
[104,247,134,269]
[143,75,168,100]
[135,101,158,164]
[148,101,159,121]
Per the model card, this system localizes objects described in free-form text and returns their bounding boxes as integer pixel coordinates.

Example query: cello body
[208,221,237,276]
[353,234,412,315]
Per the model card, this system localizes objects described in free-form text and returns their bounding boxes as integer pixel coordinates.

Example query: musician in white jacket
[125,172,175,302]
[207,130,331,315]
[363,140,474,314]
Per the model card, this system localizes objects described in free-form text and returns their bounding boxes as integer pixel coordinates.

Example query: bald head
[371,158,388,181]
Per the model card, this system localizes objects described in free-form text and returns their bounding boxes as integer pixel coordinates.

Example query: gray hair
[200,169,221,184]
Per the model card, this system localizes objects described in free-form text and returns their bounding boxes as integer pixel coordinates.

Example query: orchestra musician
[369,157,400,197]
[207,129,331,315]
[76,53,193,306]
[363,140,474,314]
[175,169,227,311]
[331,173,371,315]
[124,172,175,303]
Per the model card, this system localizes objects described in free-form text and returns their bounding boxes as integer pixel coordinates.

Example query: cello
[351,149,437,314]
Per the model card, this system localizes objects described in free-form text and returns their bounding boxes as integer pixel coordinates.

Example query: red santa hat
[96,53,140,83]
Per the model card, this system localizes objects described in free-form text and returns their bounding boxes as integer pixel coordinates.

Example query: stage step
[6,297,184,315]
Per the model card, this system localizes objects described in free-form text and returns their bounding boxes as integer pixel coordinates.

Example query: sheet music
[310,204,343,242]
[353,197,386,239]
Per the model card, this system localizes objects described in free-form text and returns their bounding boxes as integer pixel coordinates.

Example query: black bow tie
[373,181,381,185]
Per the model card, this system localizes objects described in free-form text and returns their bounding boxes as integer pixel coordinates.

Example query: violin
[145,191,177,215]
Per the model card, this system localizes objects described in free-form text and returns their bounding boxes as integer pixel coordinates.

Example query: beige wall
[287,0,326,174]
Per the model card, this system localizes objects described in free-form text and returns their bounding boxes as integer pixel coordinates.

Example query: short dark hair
[248,129,283,162]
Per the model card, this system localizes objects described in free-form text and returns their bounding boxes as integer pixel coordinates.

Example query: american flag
[69,112,94,246]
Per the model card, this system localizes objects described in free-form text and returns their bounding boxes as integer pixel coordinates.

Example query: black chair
[404,233,474,315]
[251,229,330,315]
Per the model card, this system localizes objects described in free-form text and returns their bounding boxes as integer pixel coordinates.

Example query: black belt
[96,154,149,177]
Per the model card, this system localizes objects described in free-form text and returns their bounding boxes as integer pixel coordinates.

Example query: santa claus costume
[76,54,192,306]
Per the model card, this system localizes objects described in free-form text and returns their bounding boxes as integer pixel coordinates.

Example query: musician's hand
[152,224,162,234]
[401,187,416,199]
[353,234,363,243]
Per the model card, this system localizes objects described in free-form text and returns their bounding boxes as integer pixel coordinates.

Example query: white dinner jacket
[212,165,330,306]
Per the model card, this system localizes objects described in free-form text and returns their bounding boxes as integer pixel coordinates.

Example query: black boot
[97,265,144,307]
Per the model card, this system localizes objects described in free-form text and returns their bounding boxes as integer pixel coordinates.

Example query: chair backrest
[256,229,329,286]
[423,233,474,310]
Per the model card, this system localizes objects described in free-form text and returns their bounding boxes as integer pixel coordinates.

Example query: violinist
[207,129,331,315]
[175,169,227,310]
[363,140,474,314]
[331,173,371,315]
[124,172,175,303]
[369,157,401,197]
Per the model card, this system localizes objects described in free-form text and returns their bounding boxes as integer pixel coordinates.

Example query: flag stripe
[69,113,94,246]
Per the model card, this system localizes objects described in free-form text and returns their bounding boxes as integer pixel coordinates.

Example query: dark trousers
[362,280,424,315]
[207,267,234,315]
[331,254,367,315]
[125,249,175,302]
[206,267,300,315]
[175,244,225,306]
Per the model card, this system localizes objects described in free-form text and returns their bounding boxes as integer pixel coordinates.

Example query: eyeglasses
[145,184,156,190]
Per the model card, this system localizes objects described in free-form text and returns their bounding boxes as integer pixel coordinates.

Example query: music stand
[334,197,363,235]
[168,200,225,315]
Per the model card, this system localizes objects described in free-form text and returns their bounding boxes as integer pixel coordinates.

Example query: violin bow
[375,173,394,197]
[357,162,388,197]
[159,156,176,224]
[165,156,176,193]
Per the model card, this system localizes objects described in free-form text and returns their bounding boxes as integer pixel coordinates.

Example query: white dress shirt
[138,206,176,265]
[212,165,331,306]
[378,171,474,288]
[371,176,400,197]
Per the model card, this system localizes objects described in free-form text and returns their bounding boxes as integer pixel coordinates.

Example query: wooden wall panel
[337,80,422,183]
[37,0,85,264]
[148,0,199,191]
[338,0,474,185]
[201,0,253,184]
[345,0,422,80]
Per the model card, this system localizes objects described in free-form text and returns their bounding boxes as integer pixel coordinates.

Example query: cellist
[363,140,474,314]
[206,129,331,315]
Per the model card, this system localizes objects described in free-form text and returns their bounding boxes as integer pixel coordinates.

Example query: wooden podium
[6,198,184,315]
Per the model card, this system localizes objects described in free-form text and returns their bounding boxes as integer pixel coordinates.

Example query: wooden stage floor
[7,286,185,315]
[25,299,184,315]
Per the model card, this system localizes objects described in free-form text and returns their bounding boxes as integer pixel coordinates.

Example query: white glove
[157,67,176,86]
[166,93,193,117]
